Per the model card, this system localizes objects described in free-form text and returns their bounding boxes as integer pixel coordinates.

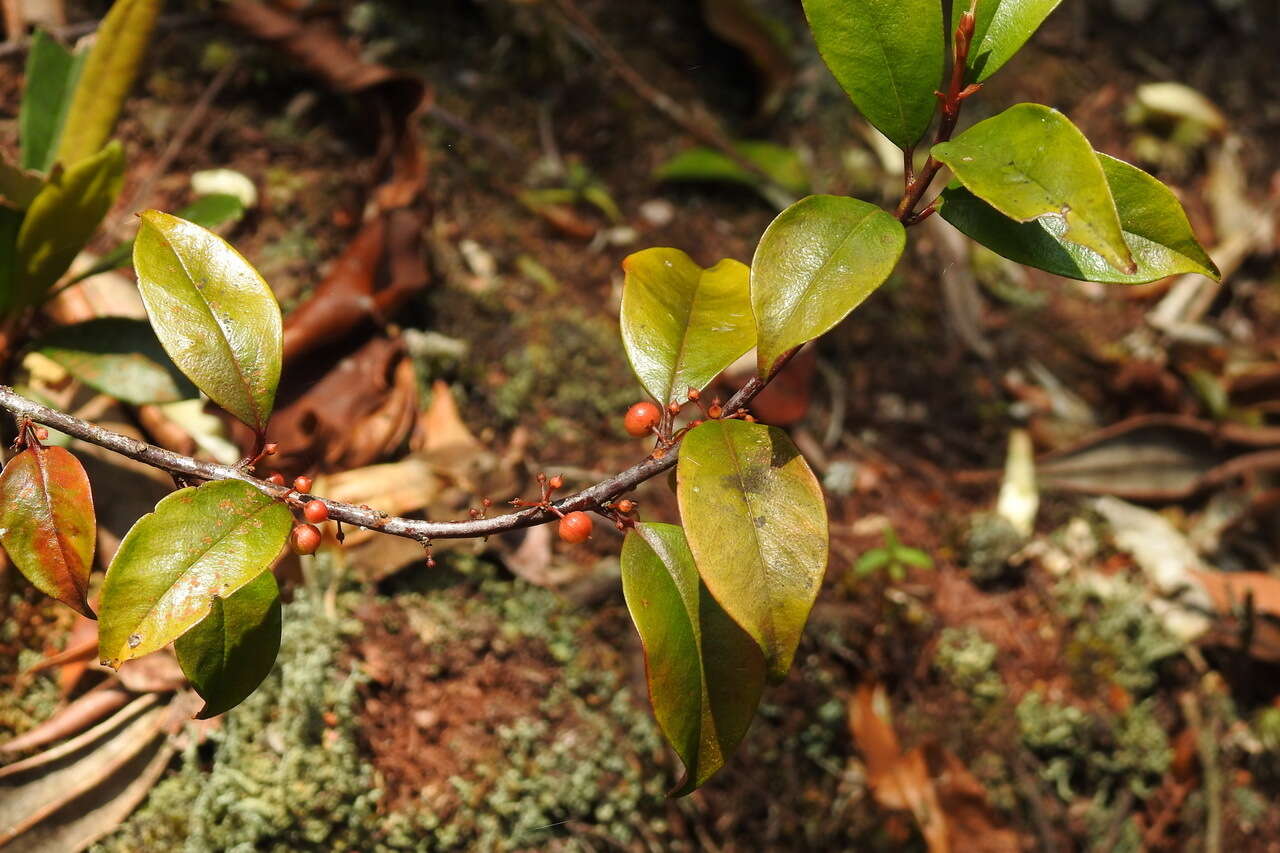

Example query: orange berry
[548,474,564,490]
[267,472,286,486]
[558,511,593,544]
[624,401,661,437]
[303,499,329,523]
[293,475,313,493]
[707,403,723,419]
[291,524,321,555]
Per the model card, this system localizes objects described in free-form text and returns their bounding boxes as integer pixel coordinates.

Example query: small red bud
[667,401,681,415]
[293,475,313,493]
[263,442,279,456]
[34,426,48,441]
[707,404,723,419]
[687,388,700,401]
[616,499,636,513]
[267,472,286,486]
[548,474,564,490]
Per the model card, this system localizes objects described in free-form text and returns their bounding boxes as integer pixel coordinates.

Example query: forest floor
[4,0,1280,850]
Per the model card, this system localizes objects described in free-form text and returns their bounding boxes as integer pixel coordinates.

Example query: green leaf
[32,317,199,405]
[175,569,282,719]
[70,192,247,284]
[655,142,810,196]
[0,206,21,316]
[20,29,88,173]
[750,194,904,375]
[932,103,1135,274]
[14,141,125,308]
[621,523,765,795]
[854,548,891,576]
[956,0,1063,83]
[621,249,757,406]
[55,0,163,167]
[801,0,945,149]
[894,546,934,569]
[133,209,283,433]
[0,446,96,618]
[677,420,828,681]
[98,479,292,667]
[939,153,1220,284]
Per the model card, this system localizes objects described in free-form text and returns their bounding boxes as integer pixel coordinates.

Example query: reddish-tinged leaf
[0,446,96,617]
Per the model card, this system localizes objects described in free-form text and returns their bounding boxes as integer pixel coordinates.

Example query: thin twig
[0,349,796,543]
[549,0,783,194]
[893,10,981,224]
[107,60,238,239]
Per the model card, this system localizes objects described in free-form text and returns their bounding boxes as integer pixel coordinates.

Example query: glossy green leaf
[20,29,87,173]
[0,159,45,210]
[932,104,1135,274]
[801,0,945,149]
[656,142,810,196]
[0,446,95,618]
[677,420,828,681]
[14,141,125,308]
[98,479,292,667]
[939,153,1220,284]
[750,194,904,375]
[32,317,199,405]
[956,0,1062,83]
[55,0,162,167]
[0,207,20,315]
[133,209,283,433]
[70,193,247,284]
[621,523,765,795]
[621,249,756,406]
[175,569,282,719]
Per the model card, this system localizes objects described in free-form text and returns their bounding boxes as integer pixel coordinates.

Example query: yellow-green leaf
[133,209,283,433]
[939,152,1220,284]
[932,103,1135,274]
[33,317,199,405]
[175,569,282,719]
[801,0,945,149]
[54,0,163,168]
[0,446,96,618]
[20,29,88,173]
[957,0,1063,83]
[677,420,828,681]
[14,141,124,308]
[98,479,291,667]
[621,248,756,406]
[621,523,764,795]
[750,195,904,375]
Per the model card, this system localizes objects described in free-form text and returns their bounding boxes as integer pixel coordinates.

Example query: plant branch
[0,350,796,543]
[893,9,980,224]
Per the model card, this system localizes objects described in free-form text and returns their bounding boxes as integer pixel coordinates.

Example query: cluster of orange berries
[265,472,329,555]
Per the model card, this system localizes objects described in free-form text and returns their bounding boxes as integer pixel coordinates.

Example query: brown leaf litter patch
[355,598,569,815]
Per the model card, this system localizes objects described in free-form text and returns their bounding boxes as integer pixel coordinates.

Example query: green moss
[95,575,382,852]
[935,626,1004,707]
[1057,576,1183,695]
[1016,691,1171,802]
